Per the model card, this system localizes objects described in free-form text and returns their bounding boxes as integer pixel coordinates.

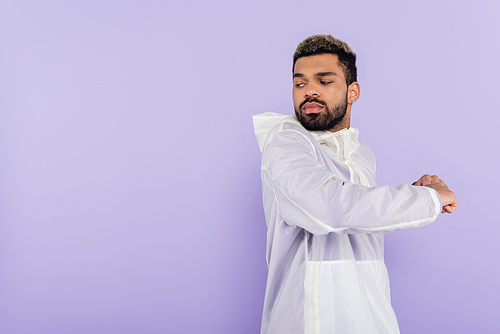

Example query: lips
[303,102,324,114]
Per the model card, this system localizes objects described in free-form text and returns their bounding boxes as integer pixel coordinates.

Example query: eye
[294,83,305,88]
[320,81,332,85]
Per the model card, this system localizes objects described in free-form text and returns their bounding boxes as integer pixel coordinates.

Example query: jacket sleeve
[262,127,441,235]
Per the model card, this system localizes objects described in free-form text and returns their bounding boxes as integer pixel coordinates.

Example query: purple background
[1,1,499,333]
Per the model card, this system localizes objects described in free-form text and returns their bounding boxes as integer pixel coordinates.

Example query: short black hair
[293,34,357,86]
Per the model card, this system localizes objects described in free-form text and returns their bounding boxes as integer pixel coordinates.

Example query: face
[293,54,350,132]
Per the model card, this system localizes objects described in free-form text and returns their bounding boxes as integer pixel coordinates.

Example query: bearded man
[253,35,458,334]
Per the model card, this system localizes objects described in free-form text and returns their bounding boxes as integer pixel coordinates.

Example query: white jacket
[253,112,441,334]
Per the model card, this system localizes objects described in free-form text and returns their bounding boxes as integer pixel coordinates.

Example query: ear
[347,82,360,104]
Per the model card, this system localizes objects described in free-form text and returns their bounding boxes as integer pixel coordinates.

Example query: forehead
[293,54,345,79]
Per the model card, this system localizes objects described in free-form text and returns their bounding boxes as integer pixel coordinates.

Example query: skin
[414,174,458,213]
[293,54,360,132]
[292,54,458,213]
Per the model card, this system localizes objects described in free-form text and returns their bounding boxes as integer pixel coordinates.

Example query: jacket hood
[252,112,301,152]
[252,112,361,157]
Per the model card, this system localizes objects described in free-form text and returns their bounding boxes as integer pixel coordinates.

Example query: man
[252,35,458,334]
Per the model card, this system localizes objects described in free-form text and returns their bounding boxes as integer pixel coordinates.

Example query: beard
[294,94,348,131]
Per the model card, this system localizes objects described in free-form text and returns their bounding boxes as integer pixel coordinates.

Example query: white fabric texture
[253,112,441,334]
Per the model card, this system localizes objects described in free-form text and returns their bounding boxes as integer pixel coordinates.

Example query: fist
[424,183,458,214]
[413,174,458,214]
[413,174,447,188]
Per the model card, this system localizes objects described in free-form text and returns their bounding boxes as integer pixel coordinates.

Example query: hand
[413,174,458,214]
[413,174,446,187]
[424,183,458,214]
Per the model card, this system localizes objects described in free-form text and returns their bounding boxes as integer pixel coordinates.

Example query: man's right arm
[262,128,443,235]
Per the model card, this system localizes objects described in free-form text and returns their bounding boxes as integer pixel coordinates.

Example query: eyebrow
[293,71,339,78]
[315,71,338,77]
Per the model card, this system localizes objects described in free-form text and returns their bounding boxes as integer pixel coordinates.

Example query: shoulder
[353,138,377,175]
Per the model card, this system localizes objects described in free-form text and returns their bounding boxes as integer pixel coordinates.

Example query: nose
[305,83,320,98]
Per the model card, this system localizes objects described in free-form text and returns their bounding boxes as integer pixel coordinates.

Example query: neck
[328,108,351,132]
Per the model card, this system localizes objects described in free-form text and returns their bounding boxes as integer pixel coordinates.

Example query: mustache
[299,97,327,110]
